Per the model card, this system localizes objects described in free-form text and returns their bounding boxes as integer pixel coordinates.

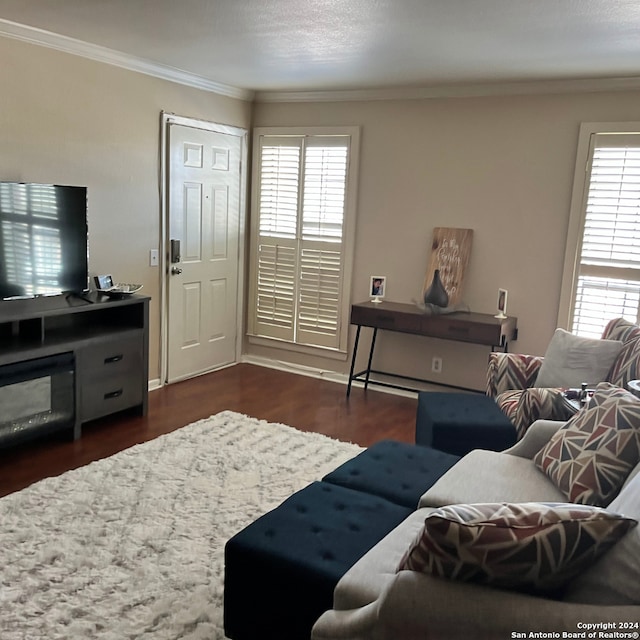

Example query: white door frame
[159,111,248,385]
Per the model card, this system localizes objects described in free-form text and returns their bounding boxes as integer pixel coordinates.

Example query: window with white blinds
[568,130,640,339]
[248,129,359,353]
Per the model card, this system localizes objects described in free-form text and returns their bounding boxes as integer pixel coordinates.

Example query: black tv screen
[0,182,88,300]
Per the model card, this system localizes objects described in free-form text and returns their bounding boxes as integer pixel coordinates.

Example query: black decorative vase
[423,269,449,307]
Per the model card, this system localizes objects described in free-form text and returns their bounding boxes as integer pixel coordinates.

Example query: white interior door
[166,121,244,383]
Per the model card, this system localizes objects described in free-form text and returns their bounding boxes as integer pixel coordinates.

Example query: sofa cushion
[418,449,566,509]
[565,468,640,605]
[534,329,623,389]
[397,502,636,593]
[533,383,640,506]
[331,507,435,612]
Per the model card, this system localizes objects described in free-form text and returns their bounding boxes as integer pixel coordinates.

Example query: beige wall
[0,36,252,381]
[5,31,640,392]
[252,90,640,390]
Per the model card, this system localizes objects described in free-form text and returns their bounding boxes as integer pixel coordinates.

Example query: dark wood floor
[0,363,418,498]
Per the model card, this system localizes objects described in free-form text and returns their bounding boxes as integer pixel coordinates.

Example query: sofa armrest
[378,572,637,639]
[313,571,639,640]
[503,419,566,458]
[486,352,545,398]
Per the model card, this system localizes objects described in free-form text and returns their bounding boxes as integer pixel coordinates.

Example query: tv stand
[0,293,149,447]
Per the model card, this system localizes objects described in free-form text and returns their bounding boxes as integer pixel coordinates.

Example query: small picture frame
[94,274,114,291]
[370,276,386,303]
[495,288,508,319]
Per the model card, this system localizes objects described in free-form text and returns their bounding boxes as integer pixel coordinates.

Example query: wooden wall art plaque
[423,227,473,307]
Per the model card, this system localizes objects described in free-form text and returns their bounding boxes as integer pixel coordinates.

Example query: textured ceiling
[1,0,640,95]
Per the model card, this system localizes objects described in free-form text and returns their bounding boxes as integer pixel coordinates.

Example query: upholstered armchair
[487,317,640,439]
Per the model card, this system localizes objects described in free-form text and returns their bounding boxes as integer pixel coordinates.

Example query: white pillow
[534,328,623,388]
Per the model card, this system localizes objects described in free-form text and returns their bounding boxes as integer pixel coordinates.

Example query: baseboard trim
[151,358,453,399]
[240,355,421,399]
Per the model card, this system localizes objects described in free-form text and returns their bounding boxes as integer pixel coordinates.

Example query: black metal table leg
[364,328,378,390]
[347,324,362,397]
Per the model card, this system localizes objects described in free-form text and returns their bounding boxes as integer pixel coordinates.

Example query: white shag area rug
[0,411,363,640]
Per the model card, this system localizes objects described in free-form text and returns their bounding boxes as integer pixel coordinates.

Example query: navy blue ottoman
[224,481,412,640]
[322,439,460,508]
[416,391,517,456]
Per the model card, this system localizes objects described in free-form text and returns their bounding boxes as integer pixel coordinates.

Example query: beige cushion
[534,383,640,506]
[565,471,640,605]
[419,450,566,509]
[332,508,435,611]
[534,328,622,388]
[398,502,636,593]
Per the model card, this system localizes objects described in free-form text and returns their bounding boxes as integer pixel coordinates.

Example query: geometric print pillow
[397,502,637,593]
[585,381,636,408]
[533,383,640,506]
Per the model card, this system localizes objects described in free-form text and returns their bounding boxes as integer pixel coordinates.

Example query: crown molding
[0,18,254,102]
[255,76,640,103]
[4,17,640,105]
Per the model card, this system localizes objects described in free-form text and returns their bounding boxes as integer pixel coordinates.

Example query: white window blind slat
[259,144,301,240]
[302,146,348,243]
[297,246,342,338]
[572,276,640,339]
[255,243,296,333]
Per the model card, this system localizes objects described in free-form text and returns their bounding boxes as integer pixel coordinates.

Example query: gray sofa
[312,419,640,640]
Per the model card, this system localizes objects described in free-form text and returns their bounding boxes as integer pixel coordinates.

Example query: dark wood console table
[347,301,518,396]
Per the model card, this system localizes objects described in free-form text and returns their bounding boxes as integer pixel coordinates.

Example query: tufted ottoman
[416,391,517,456]
[224,480,412,640]
[322,439,460,508]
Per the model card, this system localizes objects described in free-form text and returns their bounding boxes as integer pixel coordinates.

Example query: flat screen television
[0,182,88,300]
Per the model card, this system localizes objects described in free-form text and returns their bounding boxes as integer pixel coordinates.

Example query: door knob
[171,266,183,275]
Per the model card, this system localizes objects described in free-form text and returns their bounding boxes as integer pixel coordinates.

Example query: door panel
[167,123,242,382]
[209,278,227,339]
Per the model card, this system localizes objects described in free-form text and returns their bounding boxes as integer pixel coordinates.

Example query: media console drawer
[80,332,143,376]
[80,372,143,422]
[77,331,145,423]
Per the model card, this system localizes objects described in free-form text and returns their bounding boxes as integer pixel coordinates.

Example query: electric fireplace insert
[0,352,75,446]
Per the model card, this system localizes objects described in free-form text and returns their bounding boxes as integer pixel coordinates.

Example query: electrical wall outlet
[149,249,159,267]
[431,356,443,374]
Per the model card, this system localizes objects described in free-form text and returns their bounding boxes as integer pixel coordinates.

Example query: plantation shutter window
[569,132,640,339]
[254,139,301,341]
[249,129,358,353]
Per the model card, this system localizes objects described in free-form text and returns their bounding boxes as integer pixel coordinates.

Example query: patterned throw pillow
[534,383,640,506]
[397,502,636,592]
[585,381,632,407]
